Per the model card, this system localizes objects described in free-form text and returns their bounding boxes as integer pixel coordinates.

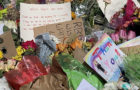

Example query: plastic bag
[35,33,56,65]
[4,56,47,90]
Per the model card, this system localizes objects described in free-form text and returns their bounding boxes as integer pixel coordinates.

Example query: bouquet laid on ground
[109,0,140,44]
[0,40,37,76]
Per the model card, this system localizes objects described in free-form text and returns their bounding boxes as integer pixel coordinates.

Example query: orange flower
[71,12,76,19]
[56,43,68,52]
[70,38,82,49]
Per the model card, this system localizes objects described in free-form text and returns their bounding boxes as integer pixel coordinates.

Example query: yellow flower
[12,55,23,61]
[133,19,139,22]
[72,12,76,19]
[0,50,3,59]
[16,46,25,55]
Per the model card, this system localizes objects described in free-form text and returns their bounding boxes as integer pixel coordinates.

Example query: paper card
[97,0,140,22]
[84,33,125,82]
[34,18,85,43]
[0,24,4,35]
[77,79,97,90]
[0,31,17,58]
[20,2,71,41]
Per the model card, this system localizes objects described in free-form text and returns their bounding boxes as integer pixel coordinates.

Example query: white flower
[0,20,17,30]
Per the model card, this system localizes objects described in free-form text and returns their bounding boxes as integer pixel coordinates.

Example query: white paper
[118,36,140,48]
[97,0,140,22]
[20,2,71,41]
[0,24,4,35]
[77,79,97,90]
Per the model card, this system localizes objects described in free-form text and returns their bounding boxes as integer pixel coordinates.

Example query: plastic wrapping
[56,53,104,90]
[4,56,47,90]
[35,33,56,65]
[0,76,11,90]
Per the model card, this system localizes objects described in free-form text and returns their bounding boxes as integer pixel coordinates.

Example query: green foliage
[124,54,140,87]
[71,0,103,35]
[0,70,4,78]
[56,53,104,90]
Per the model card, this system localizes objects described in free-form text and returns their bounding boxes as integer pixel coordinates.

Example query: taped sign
[34,18,85,43]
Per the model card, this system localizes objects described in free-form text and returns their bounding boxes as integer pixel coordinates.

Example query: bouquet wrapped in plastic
[56,53,104,90]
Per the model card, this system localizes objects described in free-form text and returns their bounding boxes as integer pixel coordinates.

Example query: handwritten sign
[97,0,140,22]
[20,2,71,41]
[84,33,125,82]
[34,18,85,43]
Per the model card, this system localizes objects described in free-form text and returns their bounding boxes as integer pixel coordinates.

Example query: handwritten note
[34,18,85,43]
[97,0,140,22]
[20,2,71,41]
[84,34,125,82]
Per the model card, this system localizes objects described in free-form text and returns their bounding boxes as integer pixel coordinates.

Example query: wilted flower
[127,30,136,40]
[119,29,127,40]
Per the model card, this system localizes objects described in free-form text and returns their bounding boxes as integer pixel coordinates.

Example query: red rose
[22,40,37,50]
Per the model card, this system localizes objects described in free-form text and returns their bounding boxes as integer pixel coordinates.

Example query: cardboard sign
[120,45,140,55]
[84,33,125,82]
[34,18,85,43]
[77,79,97,90]
[73,47,86,64]
[97,0,140,22]
[20,2,71,41]
[0,31,17,58]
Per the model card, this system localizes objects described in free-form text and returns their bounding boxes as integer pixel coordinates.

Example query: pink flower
[127,30,136,40]
[119,29,127,40]
[21,40,37,50]
[114,32,120,42]
[110,32,120,43]
[110,33,116,41]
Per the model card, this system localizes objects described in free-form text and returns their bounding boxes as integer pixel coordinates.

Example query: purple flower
[127,30,136,40]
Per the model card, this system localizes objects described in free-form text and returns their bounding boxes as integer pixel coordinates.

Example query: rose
[127,30,136,40]
[110,32,120,43]
[21,40,37,50]
[119,29,127,40]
